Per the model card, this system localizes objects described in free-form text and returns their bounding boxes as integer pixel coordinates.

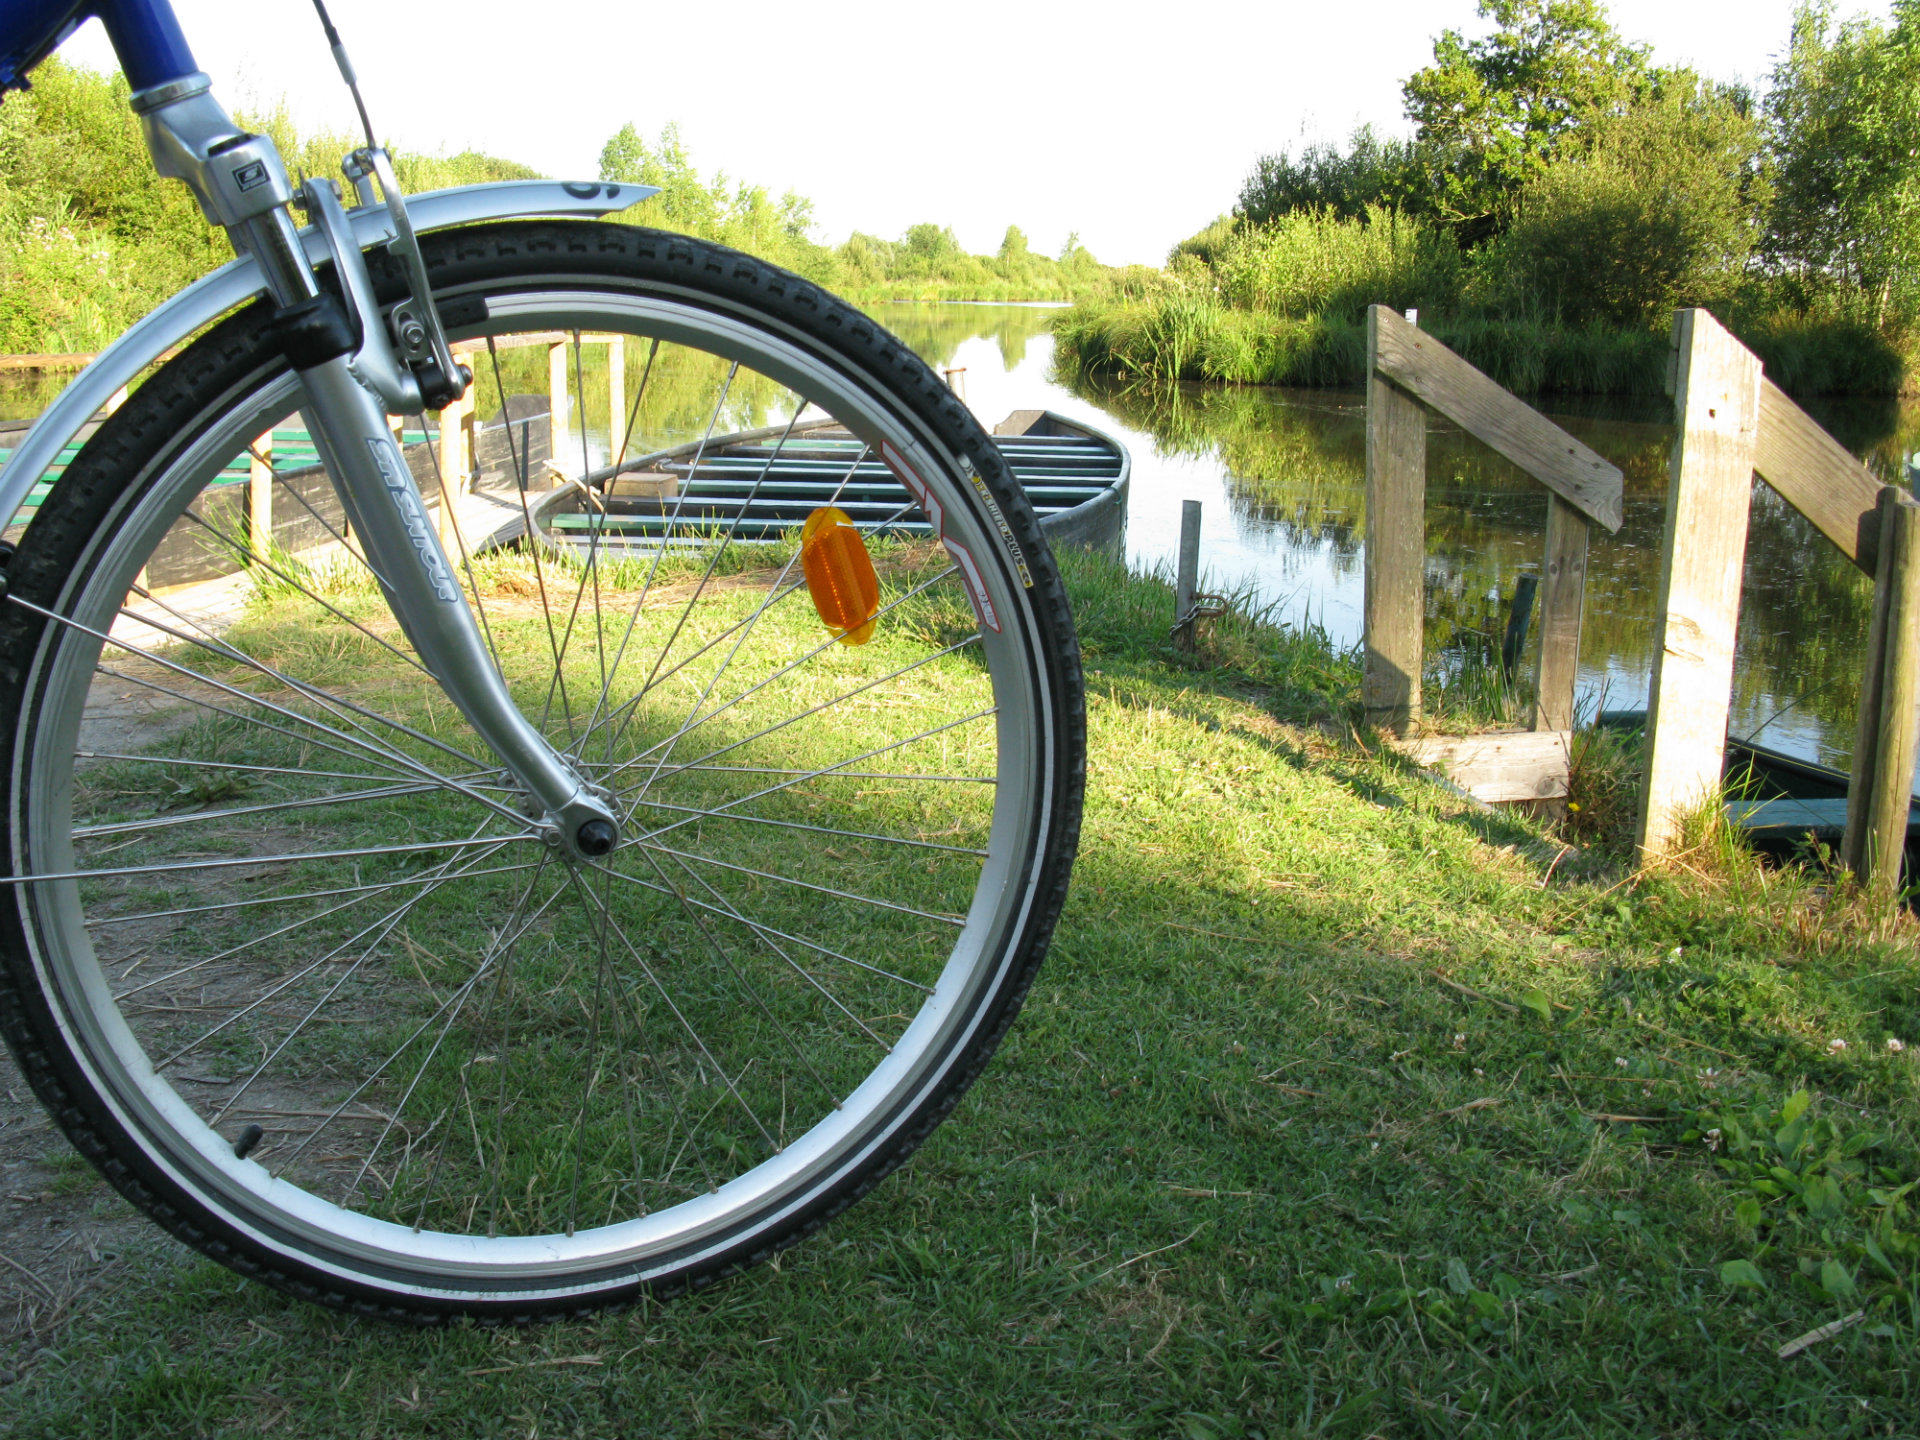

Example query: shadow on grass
[7,548,1920,1439]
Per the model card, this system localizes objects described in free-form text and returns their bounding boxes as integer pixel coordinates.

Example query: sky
[56,0,1897,268]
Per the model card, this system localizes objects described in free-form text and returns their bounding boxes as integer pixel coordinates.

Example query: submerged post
[1501,574,1539,682]
[1843,486,1920,901]
[1635,310,1763,862]
[1364,307,1427,732]
[1533,497,1590,730]
[1174,499,1201,654]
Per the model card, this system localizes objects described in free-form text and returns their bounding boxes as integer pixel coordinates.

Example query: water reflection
[5,310,1904,773]
[873,302,1917,772]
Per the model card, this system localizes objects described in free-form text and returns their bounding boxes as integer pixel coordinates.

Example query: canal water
[7,305,1912,774]
[877,301,1920,774]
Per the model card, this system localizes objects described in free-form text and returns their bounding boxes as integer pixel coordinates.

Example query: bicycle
[0,0,1084,1322]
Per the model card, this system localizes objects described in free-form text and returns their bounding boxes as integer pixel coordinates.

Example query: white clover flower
[1615,1057,1629,1069]
[1828,1038,1848,1053]
[1888,1038,1906,1053]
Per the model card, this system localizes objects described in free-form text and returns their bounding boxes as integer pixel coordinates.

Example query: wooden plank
[1364,307,1426,733]
[247,430,273,565]
[448,332,626,356]
[1862,490,1920,901]
[1532,494,1589,732]
[1635,309,1763,861]
[1368,306,1623,533]
[548,342,570,474]
[994,410,1049,436]
[1756,378,1881,576]
[1843,487,1900,876]
[1393,729,1571,803]
[608,335,626,461]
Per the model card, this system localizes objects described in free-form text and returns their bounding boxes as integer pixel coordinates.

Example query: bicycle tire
[0,221,1085,1321]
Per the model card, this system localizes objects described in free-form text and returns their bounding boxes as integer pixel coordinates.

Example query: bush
[1470,83,1767,327]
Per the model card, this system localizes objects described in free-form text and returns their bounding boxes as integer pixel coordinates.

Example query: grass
[9,547,1920,1437]
[1054,298,1916,400]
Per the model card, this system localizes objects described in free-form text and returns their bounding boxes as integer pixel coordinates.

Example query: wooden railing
[1363,305,1625,739]
[1640,309,1911,901]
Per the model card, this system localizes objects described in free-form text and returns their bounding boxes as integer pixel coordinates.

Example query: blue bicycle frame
[0,0,197,94]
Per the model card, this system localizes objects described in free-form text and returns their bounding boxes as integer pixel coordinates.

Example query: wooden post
[1174,499,1201,654]
[548,341,570,478]
[247,429,274,564]
[436,383,473,553]
[1843,486,1920,899]
[1532,495,1590,731]
[1364,306,1427,733]
[1635,310,1763,862]
[607,334,627,463]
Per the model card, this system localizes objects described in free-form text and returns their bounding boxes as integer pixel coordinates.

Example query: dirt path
[0,1043,174,1382]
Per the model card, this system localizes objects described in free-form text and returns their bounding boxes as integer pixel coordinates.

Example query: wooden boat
[528,408,1129,561]
[1594,709,1919,848]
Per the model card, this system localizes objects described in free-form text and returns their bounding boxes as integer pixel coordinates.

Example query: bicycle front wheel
[0,222,1084,1320]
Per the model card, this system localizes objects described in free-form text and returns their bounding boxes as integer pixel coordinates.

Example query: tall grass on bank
[7,546,1920,1437]
[1058,291,1914,399]
[1055,298,1681,396]
[1057,206,1918,398]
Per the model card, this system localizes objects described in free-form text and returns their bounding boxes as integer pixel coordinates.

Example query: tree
[1403,0,1653,231]
[1764,0,1920,327]
[1235,125,1422,224]
[904,222,961,262]
[1475,78,1767,325]
[998,224,1029,262]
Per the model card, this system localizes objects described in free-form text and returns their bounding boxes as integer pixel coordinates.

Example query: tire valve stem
[233,1123,265,1160]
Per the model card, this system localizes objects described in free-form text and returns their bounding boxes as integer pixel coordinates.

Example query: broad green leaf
[1445,1257,1472,1295]
[1864,1232,1899,1279]
[1781,1089,1812,1125]
[1519,988,1553,1022]
[1734,1198,1762,1229]
[1720,1258,1767,1290]
[1803,1173,1845,1220]
[1820,1259,1857,1298]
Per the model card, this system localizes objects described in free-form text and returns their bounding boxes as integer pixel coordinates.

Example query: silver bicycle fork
[133,75,619,861]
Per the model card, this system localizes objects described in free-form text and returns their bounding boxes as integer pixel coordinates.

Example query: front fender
[0,178,658,528]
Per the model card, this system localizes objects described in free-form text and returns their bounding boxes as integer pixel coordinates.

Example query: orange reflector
[800,506,880,645]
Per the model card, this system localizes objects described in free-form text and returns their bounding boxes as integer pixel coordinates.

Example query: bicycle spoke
[645,848,893,1053]
[117,590,489,774]
[85,860,536,929]
[176,510,422,675]
[9,833,529,887]
[627,800,988,856]
[636,839,965,926]
[586,860,932,994]
[207,831,519,1122]
[612,636,985,797]
[76,751,410,787]
[484,335,579,743]
[75,780,443,840]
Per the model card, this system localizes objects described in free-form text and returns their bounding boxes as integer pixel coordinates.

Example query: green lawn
[8,549,1919,1438]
